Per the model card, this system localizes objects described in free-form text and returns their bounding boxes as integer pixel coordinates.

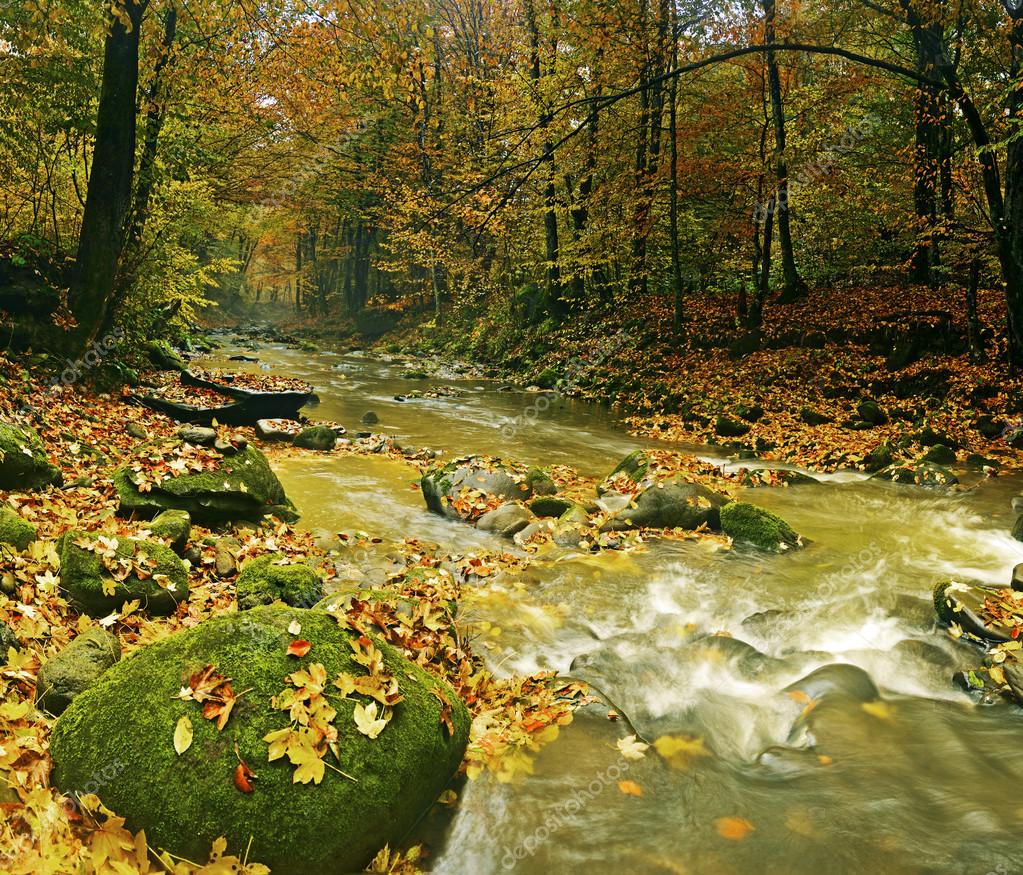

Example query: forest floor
[324,282,1023,475]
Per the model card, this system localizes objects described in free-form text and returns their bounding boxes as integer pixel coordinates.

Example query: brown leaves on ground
[176,664,237,731]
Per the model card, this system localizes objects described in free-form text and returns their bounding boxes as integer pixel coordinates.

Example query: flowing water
[207,333,1023,875]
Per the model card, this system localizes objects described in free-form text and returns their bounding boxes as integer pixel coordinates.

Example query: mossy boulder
[799,407,833,426]
[36,628,120,715]
[856,399,888,425]
[735,403,765,423]
[920,444,956,466]
[597,450,650,496]
[0,505,35,550]
[146,339,187,372]
[60,531,189,617]
[236,556,324,611]
[600,478,728,533]
[421,457,531,520]
[293,426,337,451]
[114,444,298,524]
[871,462,958,488]
[720,501,800,552]
[526,467,557,497]
[715,416,750,438]
[149,509,191,553]
[863,443,894,473]
[0,421,61,490]
[49,606,470,873]
[530,496,574,518]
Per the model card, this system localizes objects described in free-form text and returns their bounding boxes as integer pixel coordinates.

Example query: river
[207,333,1023,875]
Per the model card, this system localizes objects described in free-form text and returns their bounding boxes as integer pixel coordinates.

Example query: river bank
[5,328,1023,873]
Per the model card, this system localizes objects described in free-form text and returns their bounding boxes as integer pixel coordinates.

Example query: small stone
[125,422,148,440]
[36,629,120,715]
[293,426,337,451]
[177,425,216,446]
[477,503,533,538]
[149,509,191,553]
[0,506,36,550]
[214,537,241,578]
[361,411,380,425]
[0,620,20,653]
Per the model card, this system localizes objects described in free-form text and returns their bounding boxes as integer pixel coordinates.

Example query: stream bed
[206,334,1023,875]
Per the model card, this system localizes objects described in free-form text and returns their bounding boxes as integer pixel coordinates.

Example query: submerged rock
[60,531,190,617]
[236,556,324,611]
[785,663,879,703]
[36,628,120,715]
[720,501,800,552]
[114,444,298,524]
[49,606,469,873]
[0,505,36,550]
[600,478,728,532]
[0,421,60,490]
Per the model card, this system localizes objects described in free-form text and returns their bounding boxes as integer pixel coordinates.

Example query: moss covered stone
[0,505,35,550]
[114,444,298,524]
[149,509,191,553]
[720,501,800,552]
[36,628,120,715]
[292,426,337,451]
[60,531,189,617]
[921,444,957,466]
[236,556,324,611]
[597,450,649,496]
[871,462,958,488]
[0,421,60,490]
[932,579,1013,642]
[0,620,20,653]
[50,606,470,873]
[529,496,574,518]
[525,467,557,497]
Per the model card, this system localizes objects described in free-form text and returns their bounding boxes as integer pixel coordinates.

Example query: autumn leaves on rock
[49,606,470,874]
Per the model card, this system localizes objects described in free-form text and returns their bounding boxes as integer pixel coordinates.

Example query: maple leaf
[234,760,256,793]
[616,735,649,761]
[353,701,389,739]
[287,639,312,658]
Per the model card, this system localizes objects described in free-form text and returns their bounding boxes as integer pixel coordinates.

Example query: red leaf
[287,639,312,657]
[234,761,256,793]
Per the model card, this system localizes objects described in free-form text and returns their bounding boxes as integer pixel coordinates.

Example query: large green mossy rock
[0,505,36,550]
[149,509,191,553]
[50,606,470,874]
[236,556,324,611]
[720,501,801,552]
[36,628,120,715]
[0,421,61,490]
[114,444,298,524]
[421,457,531,520]
[60,531,189,617]
[600,478,728,533]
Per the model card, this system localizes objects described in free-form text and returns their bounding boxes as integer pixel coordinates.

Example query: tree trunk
[668,6,684,335]
[68,0,148,351]
[763,0,805,302]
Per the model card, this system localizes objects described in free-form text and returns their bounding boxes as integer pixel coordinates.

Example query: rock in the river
[933,578,1014,643]
[526,467,558,497]
[863,442,894,473]
[421,457,531,520]
[1012,563,1023,592]
[1012,516,1023,543]
[149,509,191,553]
[60,531,189,617]
[292,426,337,451]
[236,556,324,611]
[0,422,60,490]
[476,503,533,538]
[36,628,120,715]
[49,606,469,874]
[256,419,301,442]
[360,411,380,425]
[714,416,750,438]
[176,425,217,447]
[785,663,879,703]
[597,451,650,496]
[600,478,728,532]
[871,462,958,488]
[720,501,800,552]
[114,444,298,524]
[0,505,35,550]
[529,496,574,518]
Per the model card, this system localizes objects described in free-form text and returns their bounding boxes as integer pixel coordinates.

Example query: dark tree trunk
[763,0,805,302]
[966,255,985,363]
[68,0,148,351]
